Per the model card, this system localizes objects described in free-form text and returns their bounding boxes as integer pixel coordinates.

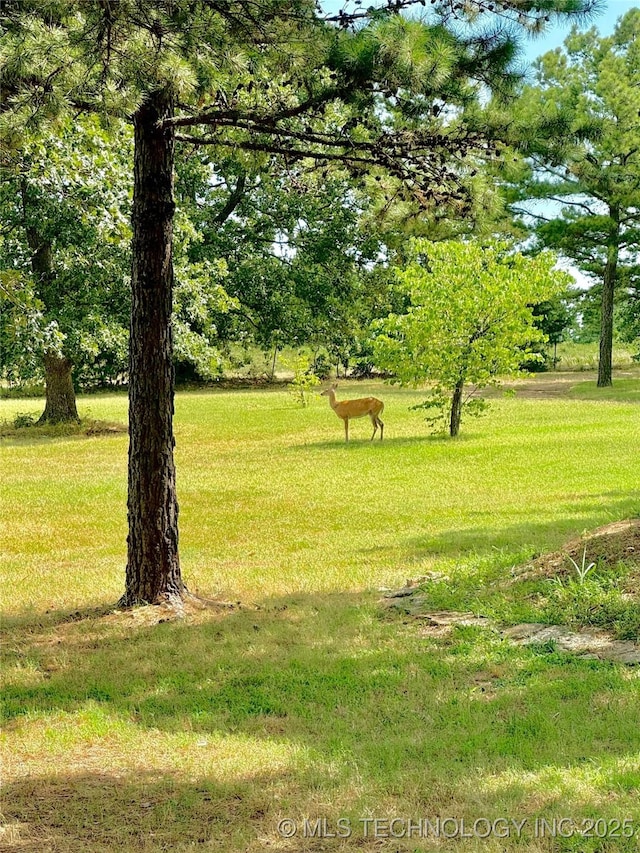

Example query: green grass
[553,341,638,372]
[1,377,639,852]
[400,548,640,641]
[568,378,640,402]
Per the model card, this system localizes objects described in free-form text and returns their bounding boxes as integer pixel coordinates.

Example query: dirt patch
[0,594,246,655]
[515,519,640,583]
[83,421,128,436]
[77,592,245,629]
[483,368,639,399]
[496,371,592,398]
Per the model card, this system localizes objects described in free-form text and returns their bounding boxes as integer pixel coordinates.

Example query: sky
[519,0,638,67]
[321,1,638,70]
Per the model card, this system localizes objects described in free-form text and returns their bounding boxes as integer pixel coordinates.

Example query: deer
[321,383,384,442]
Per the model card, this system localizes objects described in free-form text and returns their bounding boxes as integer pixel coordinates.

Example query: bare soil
[481,367,639,398]
[517,519,640,588]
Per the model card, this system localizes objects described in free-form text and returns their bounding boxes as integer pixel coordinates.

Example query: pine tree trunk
[597,205,619,388]
[38,354,79,424]
[449,379,464,437]
[120,90,183,607]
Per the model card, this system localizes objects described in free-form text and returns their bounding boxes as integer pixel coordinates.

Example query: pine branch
[323,0,599,31]
[546,195,599,215]
[164,85,358,130]
[510,205,555,222]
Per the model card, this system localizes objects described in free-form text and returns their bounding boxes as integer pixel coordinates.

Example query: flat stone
[384,595,434,616]
[383,586,418,599]
[416,611,492,628]
[386,597,640,664]
[410,572,450,584]
[383,574,451,598]
[503,623,640,664]
[502,623,547,640]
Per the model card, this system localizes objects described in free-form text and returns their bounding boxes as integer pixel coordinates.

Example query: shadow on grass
[1,768,291,852]
[3,593,640,850]
[0,420,127,446]
[567,378,640,403]
[289,434,451,451]
[400,494,640,560]
[0,603,118,632]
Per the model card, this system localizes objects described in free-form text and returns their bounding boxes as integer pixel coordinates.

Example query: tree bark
[38,354,79,424]
[22,193,80,424]
[120,90,183,607]
[449,379,464,437]
[597,205,619,388]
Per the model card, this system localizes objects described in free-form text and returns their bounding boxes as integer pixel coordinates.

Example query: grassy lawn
[1,376,639,852]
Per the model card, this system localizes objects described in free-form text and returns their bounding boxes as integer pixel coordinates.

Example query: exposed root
[113,589,243,626]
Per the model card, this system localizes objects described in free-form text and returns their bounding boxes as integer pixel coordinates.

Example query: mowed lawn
[1,376,639,852]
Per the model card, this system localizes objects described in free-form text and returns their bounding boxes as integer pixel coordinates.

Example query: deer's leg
[378,417,384,440]
[344,418,349,442]
[370,415,378,441]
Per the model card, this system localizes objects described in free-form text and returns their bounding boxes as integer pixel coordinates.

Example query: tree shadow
[288,434,446,450]
[3,592,640,851]
[398,493,640,560]
[1,603,117,632]
[0,423,127,447]
[1,768,297,851]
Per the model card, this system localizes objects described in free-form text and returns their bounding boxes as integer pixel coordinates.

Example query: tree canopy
[0,115,132,397]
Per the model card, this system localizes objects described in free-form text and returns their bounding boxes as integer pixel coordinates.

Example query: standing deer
[321,383,384,442]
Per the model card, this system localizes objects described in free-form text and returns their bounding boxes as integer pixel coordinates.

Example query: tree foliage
[176,151,397,371]
[373,239,571,435]
[505,8,640,382]
[0,114,132,420]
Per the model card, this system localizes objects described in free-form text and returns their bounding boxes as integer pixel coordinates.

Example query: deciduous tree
[372,240,571,436]
[0,116,132,419]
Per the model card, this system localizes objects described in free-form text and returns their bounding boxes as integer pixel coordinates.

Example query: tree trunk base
[37,410,80,425]
[38,354,80,424]
[115,588,237,620]
[117,589,186,610]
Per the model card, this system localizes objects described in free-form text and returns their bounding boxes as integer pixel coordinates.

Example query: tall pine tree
[505,9,640,386]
